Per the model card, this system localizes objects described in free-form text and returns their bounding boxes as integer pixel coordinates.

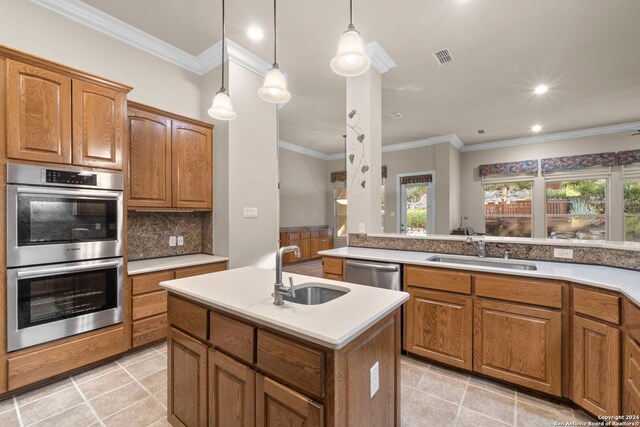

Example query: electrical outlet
[177,236,184,246]
[554,248,574,259]
[359,223,365,233]
[95,223,101,230]
[169,236,177,247]
[244,207,259,218]
[370,362,379,398]
[390,212,395,218]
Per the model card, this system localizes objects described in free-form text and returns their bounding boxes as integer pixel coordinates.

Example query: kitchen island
[160,266,408,427]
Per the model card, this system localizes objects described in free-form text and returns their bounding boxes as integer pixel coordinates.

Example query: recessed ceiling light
[534,84,549,95]
[390,112,405,119]
[476,129,486,135]
[531,124,542,133]
[247,26,264,41]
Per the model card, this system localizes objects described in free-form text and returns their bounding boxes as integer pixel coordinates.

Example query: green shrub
[407,209,426,229]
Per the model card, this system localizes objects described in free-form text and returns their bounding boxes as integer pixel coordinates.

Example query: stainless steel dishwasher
[344,259,402,290]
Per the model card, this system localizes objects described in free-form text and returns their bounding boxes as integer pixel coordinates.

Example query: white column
[346,68,383,235]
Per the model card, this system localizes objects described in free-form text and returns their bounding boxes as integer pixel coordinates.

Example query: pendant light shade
[259,0,291,104]
[208,89,237,121]
[331,0,371,77]
[207,0,236,120]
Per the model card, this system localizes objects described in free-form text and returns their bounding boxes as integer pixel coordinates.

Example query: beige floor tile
[0,397,15,414]
[154,389,168,409]
[19,386,84,425]
[118,347,159,367]
[455,407,511,427]
[16,377,74,406]
[0,409,20,427]
[73,361,120,384]
[89,381,150,419]
[468,375,516,399]
[139,368,167,394]
[401,362,427,388]
[102,396,166,427]
[148,418,172,427]
[401,355,430,369]
[572,409,596,422]
[429,364,471,382]
[516,392,574,419]
[415,370,468,404]
[124,353,167,380]
[402,389,459,427]
[152,341,167,355]
[31,403,99,427]
[516,401,571,427]
[401,385,413,409]
[461,385,515,424]
[77,368,133,400]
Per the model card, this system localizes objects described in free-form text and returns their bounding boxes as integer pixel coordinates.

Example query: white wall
[0,0,202,118]
[279,149,329,227]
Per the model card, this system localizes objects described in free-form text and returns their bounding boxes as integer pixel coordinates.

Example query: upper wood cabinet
[3,52,130,169]
[6,59,72,164]
[127,102,213,210]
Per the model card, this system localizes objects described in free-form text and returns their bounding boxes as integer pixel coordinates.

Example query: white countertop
[128,254,229,276]
[159,266,408,349]
[319,247,640,305]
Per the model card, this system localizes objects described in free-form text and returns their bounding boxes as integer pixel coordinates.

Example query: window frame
[481,177,535,238]
[623,167,640,242]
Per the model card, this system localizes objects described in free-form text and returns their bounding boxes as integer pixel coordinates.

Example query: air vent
[390,112,405,119]
[476,129,486,135]
[433,48,454,65]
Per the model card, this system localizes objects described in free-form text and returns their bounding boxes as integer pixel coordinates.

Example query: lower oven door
[6,258,124,352]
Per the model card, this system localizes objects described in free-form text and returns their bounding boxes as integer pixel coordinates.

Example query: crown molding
[382,134,463,153]
[278,141,335,161]
[365,42,397,74]
[460,121,640,152]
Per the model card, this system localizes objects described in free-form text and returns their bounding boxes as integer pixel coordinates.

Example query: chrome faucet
[274,246,301,305]
[466,237,486,258]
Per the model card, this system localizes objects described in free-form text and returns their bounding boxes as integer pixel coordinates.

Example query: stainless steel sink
[426,256,538,271]
[282,283,350,305]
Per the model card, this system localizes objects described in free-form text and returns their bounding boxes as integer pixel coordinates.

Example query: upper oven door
[6,185,124,267]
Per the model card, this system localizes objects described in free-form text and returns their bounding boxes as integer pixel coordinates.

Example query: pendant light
[330,0,371,77]
[258,0,291,104]
[208,0,237,120]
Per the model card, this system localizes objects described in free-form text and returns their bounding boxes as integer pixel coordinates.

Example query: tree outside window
[483,182,533,237]
[546,179,606,240]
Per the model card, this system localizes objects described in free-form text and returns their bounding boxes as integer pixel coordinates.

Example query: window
[625,178,640,242]
[545,179,606,240]
[334,187,347,237]
[483,182,533,237]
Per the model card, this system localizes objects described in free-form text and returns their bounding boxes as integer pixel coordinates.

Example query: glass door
[399,183,435,235]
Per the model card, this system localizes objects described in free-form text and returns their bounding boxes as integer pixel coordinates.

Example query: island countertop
[159,266,408,349]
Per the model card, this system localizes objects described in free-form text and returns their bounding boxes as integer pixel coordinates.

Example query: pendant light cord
[350,0,353,25]
[273,0,277,65]
[221,0,226,89]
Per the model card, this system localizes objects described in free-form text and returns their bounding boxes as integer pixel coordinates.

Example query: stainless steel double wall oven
[6,163,124,351]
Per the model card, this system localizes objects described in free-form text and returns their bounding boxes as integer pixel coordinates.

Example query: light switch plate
[359,223,365,233]
[370,362,379,398]
[169,236,177,247]
[244,207,259,218]
[554,248,574,259]
[177,236,184,246]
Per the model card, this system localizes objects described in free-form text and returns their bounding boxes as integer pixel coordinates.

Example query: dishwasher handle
[345,260,399,272]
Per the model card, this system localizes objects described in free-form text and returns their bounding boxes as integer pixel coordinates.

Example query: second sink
[282,282,350,305]
[427,256,538,271]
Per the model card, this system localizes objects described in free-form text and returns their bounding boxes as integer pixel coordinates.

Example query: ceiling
[80,0,640,155]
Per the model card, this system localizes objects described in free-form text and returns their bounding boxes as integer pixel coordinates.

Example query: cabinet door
[287,239,301,263]
[128,107,172,207]
[572,315,620,416]
[406,288,472,370]
[624,334,640,416]
[209,350,255,427]
[310,239,320,258]
[318,237,330,252]
[256,374,323,427]
[168,327,208,427]
[72,80,125,169]
[299,240,311,261]
[172,121,212,209]
[6,59,72,164]
[474,299,562,396]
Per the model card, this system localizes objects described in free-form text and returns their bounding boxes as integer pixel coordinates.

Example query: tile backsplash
[128,211,213,260]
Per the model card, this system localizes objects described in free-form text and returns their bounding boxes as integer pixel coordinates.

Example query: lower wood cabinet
[572,315,620,416]
[474,299,562,396]
[405,287,472,370]
[168,327,208,427]
[624,334,640,416]
[209,350,255,427]
[256,373,323,427]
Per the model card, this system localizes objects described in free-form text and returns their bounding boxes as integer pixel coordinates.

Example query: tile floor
[283,259,323,278]
[0,340,596,427]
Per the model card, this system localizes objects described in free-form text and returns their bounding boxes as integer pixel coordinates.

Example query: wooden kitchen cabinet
[322,256,343,281]
[280,228,333,264]
[168,327,208,427]
[256,374,323,427]
[623,333,640,416]
[172,121,212,209]
[474,299,562,396]
[406,287,472,370]
[209,349,255,427]
[572,315,620,416]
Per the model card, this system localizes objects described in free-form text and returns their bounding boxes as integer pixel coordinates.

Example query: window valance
[478,160,538,177]
[400,174,432,185]
[617,149,640,166]
[541,152,617,173]
[330,166,387,183]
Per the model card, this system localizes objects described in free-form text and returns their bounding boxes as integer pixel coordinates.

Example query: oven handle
[16,187,121,199]
[16,261,121,279]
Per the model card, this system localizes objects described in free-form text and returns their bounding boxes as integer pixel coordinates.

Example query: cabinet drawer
[257,330,325,399]
[475,274,562,308]
[323,272,342,282]
[133,290,167,320]
[319,230,329,238]
[210,312,255,364]
[573,287,620,324]
[288,233,301,241]
[310,231,320,238]
[132,271,174,296]
[323,257,343,275]
[168,294,208,341]
[175,262,227,279]
[405,266,471,294]
[133,314,168,347]
[300,232,310,239]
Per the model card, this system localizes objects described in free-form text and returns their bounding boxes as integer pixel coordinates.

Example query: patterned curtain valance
[479,160,538,177]
[618,149,640,166]
[541,152,617,173]
[330,166,387,183]
[400,174,432,185]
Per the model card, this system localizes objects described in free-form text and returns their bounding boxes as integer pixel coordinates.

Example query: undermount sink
[282,282,350,305]
[426,256,538,271]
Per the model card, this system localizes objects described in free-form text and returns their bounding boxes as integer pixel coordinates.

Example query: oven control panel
[42,169,98,186]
